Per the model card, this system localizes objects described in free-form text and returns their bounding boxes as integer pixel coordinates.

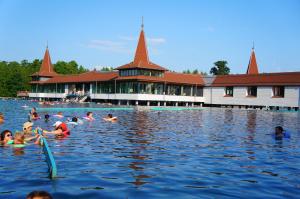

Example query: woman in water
[0,130,13,145]
[274,126,291,140]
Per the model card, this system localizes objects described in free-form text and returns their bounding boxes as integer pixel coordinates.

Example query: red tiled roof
[31,47,58,77]
[115,29,167,71]
[246,49,259,74]
[211,72,300,86]
[30,71,118,84]
[116,71,204,85]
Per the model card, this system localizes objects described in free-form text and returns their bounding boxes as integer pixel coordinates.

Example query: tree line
[0,59,231,97]
[0,60,89,97]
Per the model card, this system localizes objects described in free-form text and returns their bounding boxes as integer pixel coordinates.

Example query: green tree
[209,61,230,75]
[192,69,199,74]
[54,60,88,74]
[100,66,113,72]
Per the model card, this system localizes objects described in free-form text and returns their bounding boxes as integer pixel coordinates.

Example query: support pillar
[127,100,129,106]
[158,102,161,106]
[147,101,150,106]
[186,102,188,107]
[175,102,178,107]
[118,100,121,106]
[135,101,139,106]
[164,101,166,106]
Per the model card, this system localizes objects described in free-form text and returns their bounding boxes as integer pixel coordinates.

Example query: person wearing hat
[23,122,34,136]
[22,121,40,142]
[43,121,70,138]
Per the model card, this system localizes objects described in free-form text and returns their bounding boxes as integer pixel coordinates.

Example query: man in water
[275,126,291,140]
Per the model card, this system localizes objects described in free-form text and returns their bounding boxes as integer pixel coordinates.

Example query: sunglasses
[6,134,12,137]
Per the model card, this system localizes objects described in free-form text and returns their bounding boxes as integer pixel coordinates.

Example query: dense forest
[0,60,88,97]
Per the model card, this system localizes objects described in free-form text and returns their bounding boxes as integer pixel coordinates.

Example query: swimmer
[26,190,53,199]
[274,126,291,140]
[31,112,40,120]
[13,132,25,145]
[83,112,95,121]
[43,121,70,138]
[53,112,64,118]
[0,130,13,145]
[67,117,79,125]
[0,112,4,124]
[103,113,118,122]
[44,114,50,122]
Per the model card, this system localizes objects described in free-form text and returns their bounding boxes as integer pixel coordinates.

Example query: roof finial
[252,41,255,50]
[46,40,48,49]
[141,16,144,30]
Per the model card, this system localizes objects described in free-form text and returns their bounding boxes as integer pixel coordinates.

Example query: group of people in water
[0,107,118,146]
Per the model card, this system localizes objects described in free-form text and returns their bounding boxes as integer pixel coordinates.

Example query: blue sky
[0,0,299,74]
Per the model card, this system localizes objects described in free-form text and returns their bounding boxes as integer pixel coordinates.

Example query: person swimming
[26,190,53,199]
[0,112,4,124]
[43,121,70,138]
[0,130,13,145]
[67,117,80,125]
[44,114,50,122]
[103,113,118,122]
[274,126,291,140]
[53,112,64,118]
[83,112,95,121]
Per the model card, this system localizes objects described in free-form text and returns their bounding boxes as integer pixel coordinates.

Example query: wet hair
[0,112,3,118]
[275,126,284,132]
[45,114,50,119]
[108,114,113,118]
[1,130,12,141]
[33,112,38,117]
[26,190,53,199]
[72,117,78,122]
[87,112,92,116]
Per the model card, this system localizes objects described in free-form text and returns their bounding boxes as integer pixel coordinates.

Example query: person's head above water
[72,117,78,122]
[0,112,3,124]
[23,122,33,133]
[1,130,12,143]
[87,112,93,117]
[108,114,113,118]
[14,132,25,144]
[26,190,53,199]
[45,114,50,119]
[275,126,284,135]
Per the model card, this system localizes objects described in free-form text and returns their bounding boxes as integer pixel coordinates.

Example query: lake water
[0,99,300,199]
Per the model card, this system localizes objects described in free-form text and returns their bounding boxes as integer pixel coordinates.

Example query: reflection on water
[0,100,300,199]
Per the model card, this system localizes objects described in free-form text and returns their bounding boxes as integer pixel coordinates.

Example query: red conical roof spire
[133,23,149,65]
[246,47,259,74]
[116,20,167,71]
[38,47,57,77]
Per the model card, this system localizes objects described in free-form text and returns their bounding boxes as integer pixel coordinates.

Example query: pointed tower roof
[116,22,167,71]
[246,48,259,75]
[32,47,58,77]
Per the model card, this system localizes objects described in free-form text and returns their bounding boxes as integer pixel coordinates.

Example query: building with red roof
[29,25,300,109]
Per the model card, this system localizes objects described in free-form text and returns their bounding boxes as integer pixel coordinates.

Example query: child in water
[0,130,13,145]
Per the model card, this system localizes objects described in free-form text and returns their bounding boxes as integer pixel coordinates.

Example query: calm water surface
[0,100,300,199]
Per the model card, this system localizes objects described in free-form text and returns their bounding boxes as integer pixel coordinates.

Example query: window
[273,86,284,98]
[247,86,257,97]
[225,87,233,97]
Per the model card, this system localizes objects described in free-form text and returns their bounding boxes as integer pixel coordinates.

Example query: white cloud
[87,40,130,53]
[147,37,166,45]
[119,35,166,45]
